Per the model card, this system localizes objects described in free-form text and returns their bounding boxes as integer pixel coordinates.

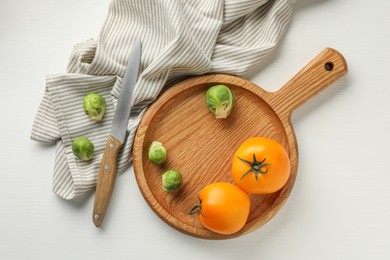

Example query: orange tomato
[232,137,290,194]
[189,182,250,235]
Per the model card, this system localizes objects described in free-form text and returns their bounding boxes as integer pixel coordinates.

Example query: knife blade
[93,39,142,227]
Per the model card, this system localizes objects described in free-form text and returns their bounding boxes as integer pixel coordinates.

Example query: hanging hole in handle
[324,62,334,71]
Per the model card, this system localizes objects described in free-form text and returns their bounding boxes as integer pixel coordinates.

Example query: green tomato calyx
[205,85,235,119]
[188,198,206,217]
[189,198,210,228]
[238,154,271,181]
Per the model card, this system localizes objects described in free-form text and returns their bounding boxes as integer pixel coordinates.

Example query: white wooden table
[1,0,389,259]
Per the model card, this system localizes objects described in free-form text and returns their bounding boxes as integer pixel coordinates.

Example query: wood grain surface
[93,135,123,227]
[132,48,347,239]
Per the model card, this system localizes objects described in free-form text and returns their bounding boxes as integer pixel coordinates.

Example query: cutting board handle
[268,48,348,119]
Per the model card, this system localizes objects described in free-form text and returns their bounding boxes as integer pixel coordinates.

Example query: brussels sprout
[162,170,182,192]
[83,93,106,121]
[148,141,167,164]
[205,85,235,119]
[72,136,94,161]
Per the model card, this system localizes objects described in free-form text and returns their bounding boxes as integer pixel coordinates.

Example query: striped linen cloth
[31,0,294,200]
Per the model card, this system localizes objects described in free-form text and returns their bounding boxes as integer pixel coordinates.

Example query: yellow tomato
[189,182,250,235]
[232,137,290,194]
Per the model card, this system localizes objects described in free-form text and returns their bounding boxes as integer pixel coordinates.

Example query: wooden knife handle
[93,135,122,227]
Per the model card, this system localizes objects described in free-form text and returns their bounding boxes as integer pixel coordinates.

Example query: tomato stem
[188,203,202,215]
[238,154,271,181]
[188,198,207,218]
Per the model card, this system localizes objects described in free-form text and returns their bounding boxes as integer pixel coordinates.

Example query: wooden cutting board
[132,48,348,239]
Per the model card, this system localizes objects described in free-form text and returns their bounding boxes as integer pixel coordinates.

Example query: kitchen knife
[93,39,142,227]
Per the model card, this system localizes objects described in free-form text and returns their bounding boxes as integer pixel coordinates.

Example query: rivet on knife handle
[93,135,122,227]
